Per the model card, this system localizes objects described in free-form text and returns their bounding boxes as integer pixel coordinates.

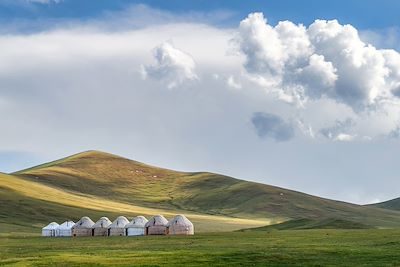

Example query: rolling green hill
[2,150,399,231]
[0,172,122,233]
[239,218,373,231]
[368,198,400,211]
[0,172,268,233]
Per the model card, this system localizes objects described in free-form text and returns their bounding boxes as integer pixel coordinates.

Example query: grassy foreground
[1,230,400,266]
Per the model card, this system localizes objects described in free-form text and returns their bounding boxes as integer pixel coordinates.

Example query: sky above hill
[1,0,400,204]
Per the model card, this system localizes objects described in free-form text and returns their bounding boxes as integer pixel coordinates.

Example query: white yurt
[72,216,95,237]
[108,216,129,236]
[125,216,148,236]
[55,221,75,237]
[93,217,112,236]
[42,222,59,237]
[167,215,194,235]
[145,215,168,235]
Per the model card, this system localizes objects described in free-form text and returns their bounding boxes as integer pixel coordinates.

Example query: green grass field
[1,230,400,266]
[2,150,400,266]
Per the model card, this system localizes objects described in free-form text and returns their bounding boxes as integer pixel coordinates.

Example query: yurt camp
[167,215,194,235]
[42,222,59,237]
[92,217,112,236]
[145,215,168,235]
[55,221,75,237]
[125,216,148,236]
[72,216,95,237]
[108,216,129,236]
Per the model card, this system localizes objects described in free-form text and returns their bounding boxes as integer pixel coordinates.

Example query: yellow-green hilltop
[2,150,400,234]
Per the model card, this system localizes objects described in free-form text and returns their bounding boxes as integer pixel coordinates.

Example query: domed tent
[92,217,112,236]
[42,222,59,237]
[145,215,168,235]
[108,216,129,236]
[125,216,148,236]
[167,215,194,235]
[55,221,75,237]
[72,216,95,237]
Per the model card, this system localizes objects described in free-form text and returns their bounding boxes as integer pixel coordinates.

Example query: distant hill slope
[368,198,400,211]
[0,172,122,233]
[11,150,400,229]
[239,218,373,231]
[0,172,267,233]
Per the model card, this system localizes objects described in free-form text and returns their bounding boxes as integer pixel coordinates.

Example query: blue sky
[1,0,400,204]
[1,0,400,30]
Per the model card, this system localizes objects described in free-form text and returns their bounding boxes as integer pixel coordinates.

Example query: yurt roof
[145,215,168,227]
[57,221,75,230]
[73,216,95,228]
[167,215,193,227]
[42,222,59,230]
[109,216,129,228]
[125,216,148,228]
[93,217,112,228]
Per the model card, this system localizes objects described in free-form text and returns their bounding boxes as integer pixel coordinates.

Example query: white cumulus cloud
[141,42,198,89]
[234,13,400,112]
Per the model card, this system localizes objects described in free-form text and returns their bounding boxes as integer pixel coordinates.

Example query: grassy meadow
[2,151,400,266]
[1,229,400,266]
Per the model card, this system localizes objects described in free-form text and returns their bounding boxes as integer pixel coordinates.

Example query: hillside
[368,198,400,211]
[0,172,267,233]
[239,218,373,231]
[8,150,400,230]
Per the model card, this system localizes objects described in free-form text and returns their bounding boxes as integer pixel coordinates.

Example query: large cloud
[235,13,400,111]
[141,42,198,89]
